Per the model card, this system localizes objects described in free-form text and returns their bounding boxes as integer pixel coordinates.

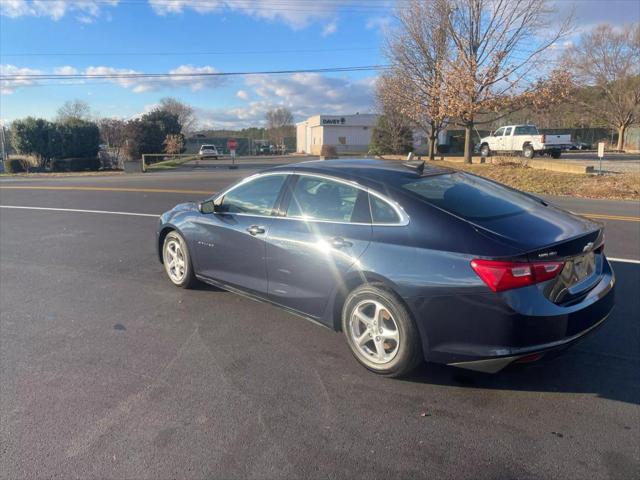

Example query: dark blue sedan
[156,159,615,376]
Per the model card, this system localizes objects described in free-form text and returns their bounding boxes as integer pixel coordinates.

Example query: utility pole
[0,124,7,172]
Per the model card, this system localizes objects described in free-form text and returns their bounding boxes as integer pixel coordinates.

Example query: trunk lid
[475,211,604,304]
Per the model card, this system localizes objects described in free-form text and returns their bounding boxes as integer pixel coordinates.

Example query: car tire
[522,144,535,159]
[480,144,491,157]
[550,149,561,159]
[342,284,422,377]
[162,231,196,289]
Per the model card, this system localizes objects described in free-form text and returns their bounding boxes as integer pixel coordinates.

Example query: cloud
[366,15,392,32]
[148,0,355,29]
[1,0,119,22]
[235,90,249,100]
[0,64,42,94]
[54,66,79,75]
[84,64,226,92]
[322,20,338,37]
[196,73,376,129]
[84,65,224,93]
[1,63,227,94]
[148,0,223,15]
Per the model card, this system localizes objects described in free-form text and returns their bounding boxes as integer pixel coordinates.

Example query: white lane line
[0,205,159,218]
[2,205,639,263]
[608,257,640,264]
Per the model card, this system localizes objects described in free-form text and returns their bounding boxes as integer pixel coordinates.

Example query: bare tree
[563,23,640,151]
[443,0,573,162]
[164,134,184,155]
[382,0,451,160]
[374,76,416,155]
[266,107,294,151]
[158,97,196,135]
[98,118,127,168]
[57,99,92,123]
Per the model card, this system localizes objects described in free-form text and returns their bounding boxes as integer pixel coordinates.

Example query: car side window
[493,127,504,137]
[287,176,360,222]
[219,174,286,215]
[504,127,513,136]
[370,194,400,224]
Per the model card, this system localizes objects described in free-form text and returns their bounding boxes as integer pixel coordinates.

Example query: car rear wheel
[342,284,422,377]
[522,144,535,159]
[163,231,196,288]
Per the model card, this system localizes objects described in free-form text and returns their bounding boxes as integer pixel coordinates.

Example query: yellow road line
[1,186,638,222]
[0,185,213,195]
[574,213,640,222]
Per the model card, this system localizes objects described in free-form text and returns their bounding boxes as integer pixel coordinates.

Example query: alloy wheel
[164,238,186,283]
[349,299,400,364]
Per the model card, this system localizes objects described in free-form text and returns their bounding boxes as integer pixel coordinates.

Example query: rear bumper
[406,257,615,372]
[446,311,610,373]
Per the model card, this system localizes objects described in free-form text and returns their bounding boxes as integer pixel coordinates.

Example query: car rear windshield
[401,173,535,220]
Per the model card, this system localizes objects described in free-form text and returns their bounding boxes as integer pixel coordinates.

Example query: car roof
[264,158,453,189]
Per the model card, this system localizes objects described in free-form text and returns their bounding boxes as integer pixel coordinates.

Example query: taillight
[470,259,564,292]
[541,134,546,143]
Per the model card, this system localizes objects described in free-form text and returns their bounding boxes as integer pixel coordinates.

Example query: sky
[1,0,638,129]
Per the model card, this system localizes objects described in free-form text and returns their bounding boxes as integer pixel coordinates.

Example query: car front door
[192,173,287,295]
[502,126,513,151]
[492,127,505,151]
[265,174,372,318]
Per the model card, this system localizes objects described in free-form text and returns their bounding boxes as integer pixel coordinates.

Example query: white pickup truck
[478,125,572,159]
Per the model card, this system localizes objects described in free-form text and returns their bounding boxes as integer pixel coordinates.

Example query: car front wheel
[342,284,422,377]
[163,231,196,288]
[480,144,491,157]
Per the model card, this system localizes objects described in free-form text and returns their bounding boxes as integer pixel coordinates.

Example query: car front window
[219,174,286,216]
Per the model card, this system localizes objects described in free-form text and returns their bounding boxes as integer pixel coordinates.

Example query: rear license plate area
[568,251,596,285]
[548,252,597,304]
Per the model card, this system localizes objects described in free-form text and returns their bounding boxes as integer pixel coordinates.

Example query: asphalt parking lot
[1,164,638,479]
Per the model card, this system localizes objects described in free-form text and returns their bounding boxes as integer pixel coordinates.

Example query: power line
[0,46,379,58]
[0,64,390,82]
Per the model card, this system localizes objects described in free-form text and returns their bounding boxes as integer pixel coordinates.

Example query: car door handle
[330,236,353,249]
[247,225,266,236]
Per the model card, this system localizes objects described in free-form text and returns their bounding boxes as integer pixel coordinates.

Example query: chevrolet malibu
[156,159,615,376]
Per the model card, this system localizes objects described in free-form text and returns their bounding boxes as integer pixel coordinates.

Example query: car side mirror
[199,199,216,214]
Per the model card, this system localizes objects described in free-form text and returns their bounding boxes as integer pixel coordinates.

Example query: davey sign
[322,117,346,125]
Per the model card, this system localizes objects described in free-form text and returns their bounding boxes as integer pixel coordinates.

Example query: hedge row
[51,157,101,172]
[4,158,27,173]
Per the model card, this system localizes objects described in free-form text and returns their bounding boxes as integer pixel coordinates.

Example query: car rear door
[192,173,288,295]
[265,174,372,318]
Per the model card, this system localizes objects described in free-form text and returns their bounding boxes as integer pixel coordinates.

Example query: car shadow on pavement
[404,261,640,406]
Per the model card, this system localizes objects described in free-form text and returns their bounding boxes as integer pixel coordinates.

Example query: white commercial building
[296,114,378,155]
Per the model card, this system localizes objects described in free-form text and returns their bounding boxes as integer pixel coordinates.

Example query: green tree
[123,110,181,159]
[369,115,414,155]
[56,119,100,158]
[10,117,59,167]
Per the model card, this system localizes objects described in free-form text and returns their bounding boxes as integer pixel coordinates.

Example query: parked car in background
[479,125,572,159]
[569,141,592,150]
[257,144,275,155]
[198,145,219,159]
[156,159,615,377]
